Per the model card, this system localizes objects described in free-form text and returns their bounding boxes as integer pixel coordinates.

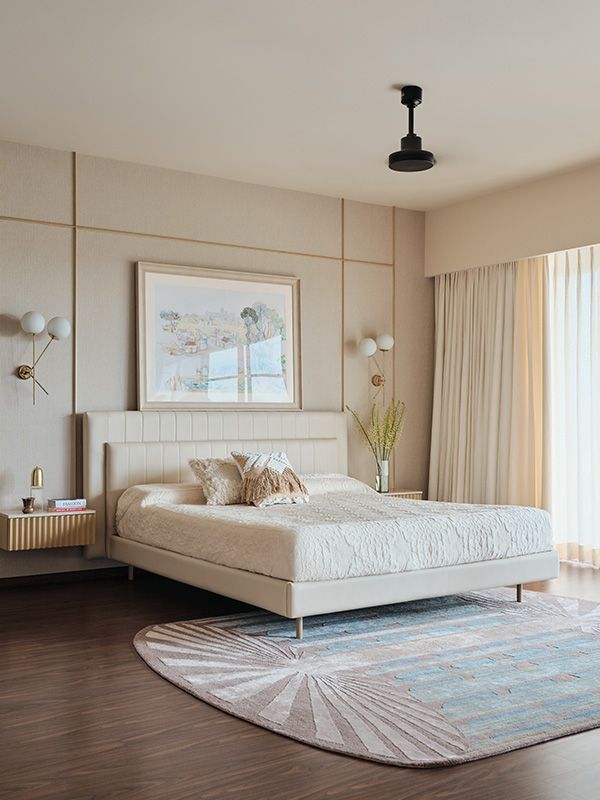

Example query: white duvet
[115,474,553,582]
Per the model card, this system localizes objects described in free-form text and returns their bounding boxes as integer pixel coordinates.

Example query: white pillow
[116,483,204,525]
[301,473,377,496]
[188,458,242,505]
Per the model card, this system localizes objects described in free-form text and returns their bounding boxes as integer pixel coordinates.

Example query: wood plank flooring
[0,564,598,800]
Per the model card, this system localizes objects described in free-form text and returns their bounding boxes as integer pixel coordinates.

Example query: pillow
[116,483,205,526]
[188,458,242,505]
[231,451,309,508]
[301,473,377,496]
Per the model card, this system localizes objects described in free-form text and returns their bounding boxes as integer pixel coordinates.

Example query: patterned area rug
[134,589,600,767]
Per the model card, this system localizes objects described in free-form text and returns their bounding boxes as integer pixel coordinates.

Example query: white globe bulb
[47,316,71,340]
[358,337,377,357]
[376,334,395,352]
[20,311,46,334]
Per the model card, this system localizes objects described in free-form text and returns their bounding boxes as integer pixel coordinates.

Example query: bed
[84,410,559,638]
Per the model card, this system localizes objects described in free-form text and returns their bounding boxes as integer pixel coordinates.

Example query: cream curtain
[546,246,600,567]
[429,258,546,506]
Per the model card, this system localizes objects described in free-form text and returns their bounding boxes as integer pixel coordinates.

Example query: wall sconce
[359,334,395,388]
[18,311,71,404]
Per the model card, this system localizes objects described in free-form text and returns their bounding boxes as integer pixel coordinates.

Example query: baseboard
[0,566,128,588]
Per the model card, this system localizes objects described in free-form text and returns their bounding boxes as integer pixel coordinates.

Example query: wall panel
[77,155,342,258]
[0,221,101,576]
[343,200,393,265]
[0,140,73,224]
[394,208,434,493]
[0,221,72,510]
[343,262,394,486]
[77,231,342,414]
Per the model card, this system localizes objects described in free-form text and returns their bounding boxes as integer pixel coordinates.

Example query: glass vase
[375,460,389,493]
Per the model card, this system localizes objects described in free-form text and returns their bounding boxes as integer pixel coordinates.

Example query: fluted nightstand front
[386,490,424,501]
[0,509,96,551]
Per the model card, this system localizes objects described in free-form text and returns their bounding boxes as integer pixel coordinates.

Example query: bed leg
[128,565,134,582]
[516,583,523,602]
[295,617,303,640]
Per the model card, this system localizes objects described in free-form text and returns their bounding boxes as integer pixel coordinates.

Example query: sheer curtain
[429,258,546,506]
[546,246,600,566]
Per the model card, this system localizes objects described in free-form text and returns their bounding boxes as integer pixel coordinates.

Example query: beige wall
[425,161,600,276]
[394,209,434,492]
[0,140,432,577]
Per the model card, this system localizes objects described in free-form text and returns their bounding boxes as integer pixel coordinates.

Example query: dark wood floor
[1,564,598,800]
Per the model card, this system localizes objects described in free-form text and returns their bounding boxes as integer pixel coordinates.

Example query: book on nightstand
[47,498,87,512]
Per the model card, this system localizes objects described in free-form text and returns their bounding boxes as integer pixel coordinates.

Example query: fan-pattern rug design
[134,589,600,767]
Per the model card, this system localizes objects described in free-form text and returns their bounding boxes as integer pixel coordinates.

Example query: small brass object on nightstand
[22,497,35,514]
[31,467,44,489]
[31,466,43,489]
[29,465,45,511]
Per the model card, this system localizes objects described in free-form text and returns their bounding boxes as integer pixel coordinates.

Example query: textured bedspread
[115,475,553,582]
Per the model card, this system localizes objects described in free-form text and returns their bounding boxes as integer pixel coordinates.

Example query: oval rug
[133,588,600,767]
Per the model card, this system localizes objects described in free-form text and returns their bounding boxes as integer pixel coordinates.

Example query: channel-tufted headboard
[83,410,348,558]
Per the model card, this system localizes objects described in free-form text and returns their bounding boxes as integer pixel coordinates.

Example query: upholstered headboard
[83,410,348,558]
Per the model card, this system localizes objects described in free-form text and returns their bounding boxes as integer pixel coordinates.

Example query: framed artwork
[137,262,302,409]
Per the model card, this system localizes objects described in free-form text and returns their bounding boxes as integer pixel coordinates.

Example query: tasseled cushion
[231,451,309,508]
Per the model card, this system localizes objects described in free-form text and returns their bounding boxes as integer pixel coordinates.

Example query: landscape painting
[137,263,301,409]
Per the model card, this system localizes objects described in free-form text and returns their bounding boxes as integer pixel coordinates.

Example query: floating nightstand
[386,490,424,501]
[0,509,96,551]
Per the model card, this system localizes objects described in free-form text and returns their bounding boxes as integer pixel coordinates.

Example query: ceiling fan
[388,85,436,172]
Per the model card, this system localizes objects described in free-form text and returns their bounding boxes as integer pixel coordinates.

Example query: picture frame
[136,262,302,410]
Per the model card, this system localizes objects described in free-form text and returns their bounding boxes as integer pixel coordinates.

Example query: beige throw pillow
[231,451,309,508]
[188,457,242,505]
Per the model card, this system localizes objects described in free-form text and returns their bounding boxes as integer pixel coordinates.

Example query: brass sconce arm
[16,363,49,395]
[32,335,57,367]
[370,354,385,386]
[17,334,53,403]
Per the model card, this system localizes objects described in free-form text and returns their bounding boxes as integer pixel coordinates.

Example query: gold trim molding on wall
[340,198,345,411]
[71,152,78,495]
[0,215,394,268]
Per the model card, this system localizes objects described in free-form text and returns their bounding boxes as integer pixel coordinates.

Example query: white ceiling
[2,0,600,210]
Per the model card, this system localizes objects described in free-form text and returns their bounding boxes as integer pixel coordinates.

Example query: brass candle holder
[22,497,35,514]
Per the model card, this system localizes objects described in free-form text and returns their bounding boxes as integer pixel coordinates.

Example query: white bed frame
[83,410,559,638]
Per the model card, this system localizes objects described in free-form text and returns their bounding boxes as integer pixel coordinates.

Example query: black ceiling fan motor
[388,85,436,172]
